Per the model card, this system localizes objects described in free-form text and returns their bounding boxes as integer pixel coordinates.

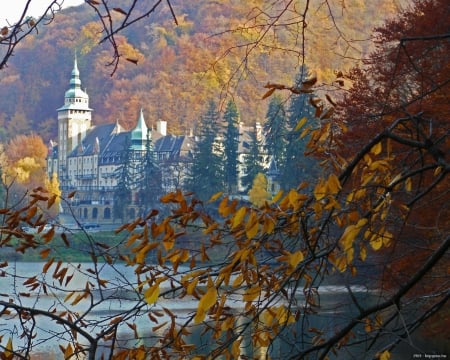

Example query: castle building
[47,59,193,223]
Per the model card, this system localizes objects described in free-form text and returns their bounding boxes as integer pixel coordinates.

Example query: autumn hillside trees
[0,134,50,202]
[334,0,449,339]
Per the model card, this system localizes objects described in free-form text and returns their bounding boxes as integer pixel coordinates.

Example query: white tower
[57,57,92,182]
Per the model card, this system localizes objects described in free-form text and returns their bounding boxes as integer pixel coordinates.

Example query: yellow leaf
[276,305,295,325]
[64,343,74,359]
[144,284,160,304]
[246,221,259,240]
[370,234,383,251]
[136,242,157,264]
[186,278,199,295]
[71,293,87,306]
[271,189,284,203]
[221,316,235,331]
[232,274,244,288]
[314,179,327,201]
[5,337,13,359]
[294,117,308,132]
[335,255,347,273]
[382,230,393,247]
[360,246,367,261]
[379,350,391,360]
[288,251,304,269]
[340,218,367,252]
[231,207,246,229]
[263,215,275,234]
[231,338,241,358]
[208,191,223,203]
[218,197,231,217]
[371,141,382,155]
[434,166,442,176]
[194,286,217,324]
[300,126,311,139]
[405,177,412,192]
[364,318,373,333]
[243,285,261,302]
[327,174,341,194]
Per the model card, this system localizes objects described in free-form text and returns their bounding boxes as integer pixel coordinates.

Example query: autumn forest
[1,0,407,140]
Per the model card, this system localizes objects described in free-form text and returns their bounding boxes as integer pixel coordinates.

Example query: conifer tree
[241,122,264,192]
[136,132,162,215]
[113,137,133,222]
[223,100,240,194]
[263,95,287,167]
[187,101,224,200]
[281,65,320,190]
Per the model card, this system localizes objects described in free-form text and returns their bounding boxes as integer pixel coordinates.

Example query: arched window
[104,208,111,219]
[83,208,88,219]
[92,208,98,219]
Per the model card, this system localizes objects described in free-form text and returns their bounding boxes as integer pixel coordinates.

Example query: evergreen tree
[241,122,264,192]
[113,138,133,222]
[136,132,162,215]
[281,65,319,190]
[223,100,240,194]
[187,101,224,200]
[263,95,287,167]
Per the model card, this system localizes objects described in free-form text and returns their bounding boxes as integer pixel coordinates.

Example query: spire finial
[74,51,78,72]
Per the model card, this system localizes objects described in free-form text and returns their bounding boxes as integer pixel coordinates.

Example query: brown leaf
[61,232,70,247]
[47,194,57,209]
[42,227,55,244]
[126,57,139,65]
[309,97,321,108]
[325,94,337,107]
[264,82,286,90]
[113,7,128,15]
[40,248,52,259]
[321,107,335,119]
[302,76,317,87]
[261,88,276,100]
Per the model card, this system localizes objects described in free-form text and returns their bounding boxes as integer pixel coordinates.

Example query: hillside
[0,0,408,143]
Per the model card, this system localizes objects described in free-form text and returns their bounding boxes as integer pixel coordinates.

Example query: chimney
[157,120,167,136]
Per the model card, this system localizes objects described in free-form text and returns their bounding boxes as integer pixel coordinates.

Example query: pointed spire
[58,53,90,111]
[267,156,280,177]
[130,108,149,150]
[137,108,147,130]
[70,53,81,90]
[112,119,122,134]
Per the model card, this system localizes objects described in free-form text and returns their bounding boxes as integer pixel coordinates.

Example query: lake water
[0,262,433,359]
